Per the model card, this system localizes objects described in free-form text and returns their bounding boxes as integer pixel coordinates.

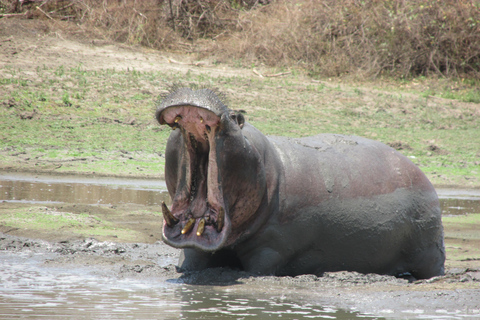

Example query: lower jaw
[162,219,231,252]
[162,233,229,252]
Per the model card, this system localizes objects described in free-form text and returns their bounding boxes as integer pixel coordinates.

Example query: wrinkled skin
[156,87,445,279]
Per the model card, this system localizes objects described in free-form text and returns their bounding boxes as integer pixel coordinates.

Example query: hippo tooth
[161,201,179,227]
[216,207,225,232]
[181,218,196,235]
[200,117,204,123]
[174,116,182,123]
[196,218,205,236]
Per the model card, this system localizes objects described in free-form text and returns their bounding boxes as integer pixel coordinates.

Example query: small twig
[253,68,264,78]
[44,158,88,163]
[36,6,53,20]
[133,7,147,20]
[166,57,205,66]
[0,12,28,18]
[48,2,75,14]
[264,71,291,77]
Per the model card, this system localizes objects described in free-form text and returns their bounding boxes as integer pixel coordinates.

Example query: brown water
[1,173,479,216]
[0,173,171,206]
[1,173,479,319]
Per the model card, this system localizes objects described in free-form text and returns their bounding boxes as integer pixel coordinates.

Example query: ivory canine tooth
[161,201,179,227]
[216,207,225,232]
[200,117,204,123]
[174,116,182,123]
[181,218,196,235]
[196,218,205,236]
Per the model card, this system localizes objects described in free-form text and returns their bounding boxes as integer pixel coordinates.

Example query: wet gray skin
[155,87,445,279]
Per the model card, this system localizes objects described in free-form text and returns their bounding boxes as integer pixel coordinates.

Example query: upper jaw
[156,87,228,124]
[158,105,231,252]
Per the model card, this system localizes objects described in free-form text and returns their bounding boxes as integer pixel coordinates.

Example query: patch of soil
[387,141,412,151]
[428,144,450,155]
[0,233,479,319]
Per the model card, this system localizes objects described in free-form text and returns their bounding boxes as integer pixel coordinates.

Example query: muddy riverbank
[1,232,479,319]
[1,173,479,319]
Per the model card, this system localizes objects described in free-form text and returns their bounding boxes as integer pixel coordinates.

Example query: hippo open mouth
[157,103,231,251]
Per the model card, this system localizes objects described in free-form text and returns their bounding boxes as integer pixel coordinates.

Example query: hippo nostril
[205,125,211,133]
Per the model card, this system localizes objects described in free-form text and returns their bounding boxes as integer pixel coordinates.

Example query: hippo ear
[229,111,245,129]
[236,112,245,129]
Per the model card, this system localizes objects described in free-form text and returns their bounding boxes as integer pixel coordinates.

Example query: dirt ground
[1,199,479,319]
[1,19,479,319]
[0,19,252,83]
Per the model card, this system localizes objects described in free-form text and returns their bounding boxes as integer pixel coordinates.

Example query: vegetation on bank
[0,62,479,186]
[1,0,480,79]
[0,1,479,186]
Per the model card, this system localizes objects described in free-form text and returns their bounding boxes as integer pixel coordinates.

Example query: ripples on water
[0,252,378,320]
[1,173,479,319]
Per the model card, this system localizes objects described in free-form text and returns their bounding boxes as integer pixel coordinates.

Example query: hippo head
[156,87,267,252]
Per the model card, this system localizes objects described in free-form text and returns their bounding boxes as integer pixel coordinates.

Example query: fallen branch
[265,71,291,77]
[253,69,291,78]
[36,6,53,20]
[252,68,264,77]
[0,12,28,18]
[44,158,88,163]
[166,58,206,67]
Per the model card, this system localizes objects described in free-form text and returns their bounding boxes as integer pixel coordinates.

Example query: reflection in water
[1,174,479,216]
[177,286,376,320]
[436,189,480,216]
[0,173,479,319]
[0,252,381,320]
[0,173,171,206]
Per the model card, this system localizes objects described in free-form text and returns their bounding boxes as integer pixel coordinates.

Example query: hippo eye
[229,111,245,129]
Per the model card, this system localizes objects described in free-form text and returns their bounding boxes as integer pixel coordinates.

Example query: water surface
[1,173,479,216]
[0,173,479,319]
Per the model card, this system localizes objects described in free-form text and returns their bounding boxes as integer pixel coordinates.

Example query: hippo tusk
[216,207,225,232]
[200,117,204,123]
[175,116,182,123]
[181,217,196,235]
[196,218,205,236]
[161,201,179,227]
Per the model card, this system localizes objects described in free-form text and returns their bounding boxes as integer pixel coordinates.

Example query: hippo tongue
[158,105,231,251]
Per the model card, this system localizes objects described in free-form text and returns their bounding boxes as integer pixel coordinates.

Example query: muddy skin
[156,87,445,280]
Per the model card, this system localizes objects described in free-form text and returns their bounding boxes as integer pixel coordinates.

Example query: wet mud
[1,233,479,319]
[1,174,480,319]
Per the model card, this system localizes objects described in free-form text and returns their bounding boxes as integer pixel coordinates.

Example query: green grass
[1,207,97,230]
[0,206,142,241]
[0,63,479,185]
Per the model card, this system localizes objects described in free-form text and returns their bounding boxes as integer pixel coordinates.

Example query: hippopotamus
[155,87,445,279]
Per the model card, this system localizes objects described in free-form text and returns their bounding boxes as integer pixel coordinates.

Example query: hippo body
[156,87,445,279]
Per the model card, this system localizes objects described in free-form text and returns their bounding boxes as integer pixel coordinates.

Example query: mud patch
[1,233,480,319]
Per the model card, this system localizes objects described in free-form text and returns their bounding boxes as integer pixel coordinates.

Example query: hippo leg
[178,248,243,271]
[409,240,445,279]
[239,247,283,275]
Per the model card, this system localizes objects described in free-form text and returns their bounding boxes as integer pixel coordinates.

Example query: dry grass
[2,0,479,78]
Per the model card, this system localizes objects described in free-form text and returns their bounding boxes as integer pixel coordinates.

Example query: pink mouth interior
[160,106,231,251]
